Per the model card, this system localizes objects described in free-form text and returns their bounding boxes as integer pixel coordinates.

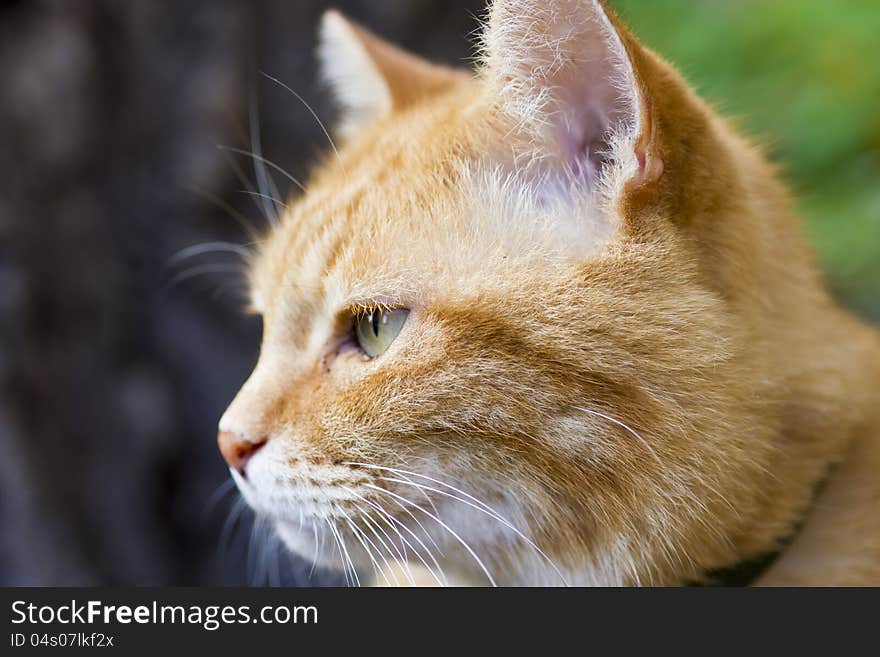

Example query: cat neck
[756,429,880,585]
[757,324,880,585]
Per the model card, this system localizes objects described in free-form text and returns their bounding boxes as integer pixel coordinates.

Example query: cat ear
[481,0,662,193]
[318,11,464,139]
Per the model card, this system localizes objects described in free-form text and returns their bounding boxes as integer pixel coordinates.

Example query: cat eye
[354,308,409,358]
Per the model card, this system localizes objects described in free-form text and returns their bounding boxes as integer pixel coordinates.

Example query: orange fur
[219,0,880,586]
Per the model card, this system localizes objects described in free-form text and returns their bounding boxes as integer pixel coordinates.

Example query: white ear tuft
[318,11,393,140]
[318,11,466,141]
[481,0,645,192]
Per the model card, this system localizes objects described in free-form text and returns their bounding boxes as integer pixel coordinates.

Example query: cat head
[219,0,817,585]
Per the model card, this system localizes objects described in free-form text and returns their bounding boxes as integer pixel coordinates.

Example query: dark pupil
[372,311,381,337]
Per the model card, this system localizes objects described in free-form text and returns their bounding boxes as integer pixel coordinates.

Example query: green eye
[355,308,409,358]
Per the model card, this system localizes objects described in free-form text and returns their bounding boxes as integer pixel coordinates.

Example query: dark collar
[697,464,834,587]
[702,546,787,587]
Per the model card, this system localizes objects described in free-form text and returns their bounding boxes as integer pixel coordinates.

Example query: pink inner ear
[557,99,614,189]
[484,0,646,196]
[545,25,639,191]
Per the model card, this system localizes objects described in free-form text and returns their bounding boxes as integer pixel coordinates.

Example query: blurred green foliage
[617,0,880,319]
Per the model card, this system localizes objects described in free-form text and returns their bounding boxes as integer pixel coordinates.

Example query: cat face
[218,0,817,585]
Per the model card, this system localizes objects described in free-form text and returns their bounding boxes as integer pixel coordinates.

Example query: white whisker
[365,508,445,587]
[347,462,568,585]
[239,189,289,212]
[184,184,261,239]
[203,478,237,519]
[341,485,447,586]
[216,148,273,225]
[167,242,252,267]
[355,483,444,556]
[347,506,400,586]
[377,475,568,586]
[338,507,387,586]
[166,263,245,289]
[218,145,306,193]
[327,515,360,587]
[324,517,350,586]
[217,495,247,569]
[575,406,662,465]
[357,511,411,585]
[308,519,320,579]
[268,529,282,587]
[261,71,341,161]
[248,87,281,224]
[365,483,497,587]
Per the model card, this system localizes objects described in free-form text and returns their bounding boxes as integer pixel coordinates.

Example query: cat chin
[272,512,597,586]
[273,519,310,554]
[273,517,356,573]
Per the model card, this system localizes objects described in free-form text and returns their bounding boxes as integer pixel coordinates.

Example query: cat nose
[218,430,268,477]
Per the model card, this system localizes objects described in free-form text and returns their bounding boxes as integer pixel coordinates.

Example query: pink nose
[218,430,268,476]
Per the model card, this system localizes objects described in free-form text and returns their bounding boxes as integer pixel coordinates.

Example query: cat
[217,0,880,586]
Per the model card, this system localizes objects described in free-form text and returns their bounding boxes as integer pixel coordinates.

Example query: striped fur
[220,1,880,586]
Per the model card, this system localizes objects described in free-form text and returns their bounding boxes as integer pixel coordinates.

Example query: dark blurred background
[1,0,877,585]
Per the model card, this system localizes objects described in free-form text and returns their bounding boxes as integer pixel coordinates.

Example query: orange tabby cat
[217,0,880,586]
